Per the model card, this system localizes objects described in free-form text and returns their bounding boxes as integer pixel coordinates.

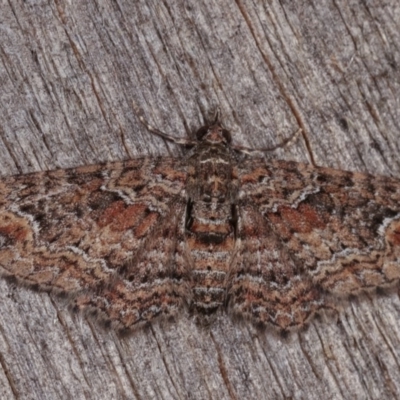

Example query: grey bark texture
[0,1,400,399]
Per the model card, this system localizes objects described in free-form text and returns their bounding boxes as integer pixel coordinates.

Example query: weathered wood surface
[0,1,400,399]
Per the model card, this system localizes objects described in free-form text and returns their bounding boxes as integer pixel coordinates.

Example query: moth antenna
[233,128,302,155]
[132,101,196,146]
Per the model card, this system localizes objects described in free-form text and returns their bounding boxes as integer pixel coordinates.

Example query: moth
[0,109,399,334]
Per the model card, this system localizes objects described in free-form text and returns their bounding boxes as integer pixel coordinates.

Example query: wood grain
[0,1,399,399]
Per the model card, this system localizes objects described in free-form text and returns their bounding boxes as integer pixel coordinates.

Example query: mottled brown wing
[228,204,326,331]
[229,158,400,331]
[0,158,187,325]
[72,199,189,331]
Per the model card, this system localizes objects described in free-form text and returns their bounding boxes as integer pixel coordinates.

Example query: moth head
[195,123,232,145]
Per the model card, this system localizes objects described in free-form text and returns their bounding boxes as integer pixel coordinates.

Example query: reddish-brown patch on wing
[386,220,400,246]
[134,212,159,238]
[239,167,270,184]
[280,203,326,232]
[98,202,148,230]
[0,219,30,242]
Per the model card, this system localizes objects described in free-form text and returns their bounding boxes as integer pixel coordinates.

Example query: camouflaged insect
[0,110,400,333]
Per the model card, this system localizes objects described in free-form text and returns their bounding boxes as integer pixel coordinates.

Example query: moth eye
[196,126,209,140]
[222,129,232,143]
